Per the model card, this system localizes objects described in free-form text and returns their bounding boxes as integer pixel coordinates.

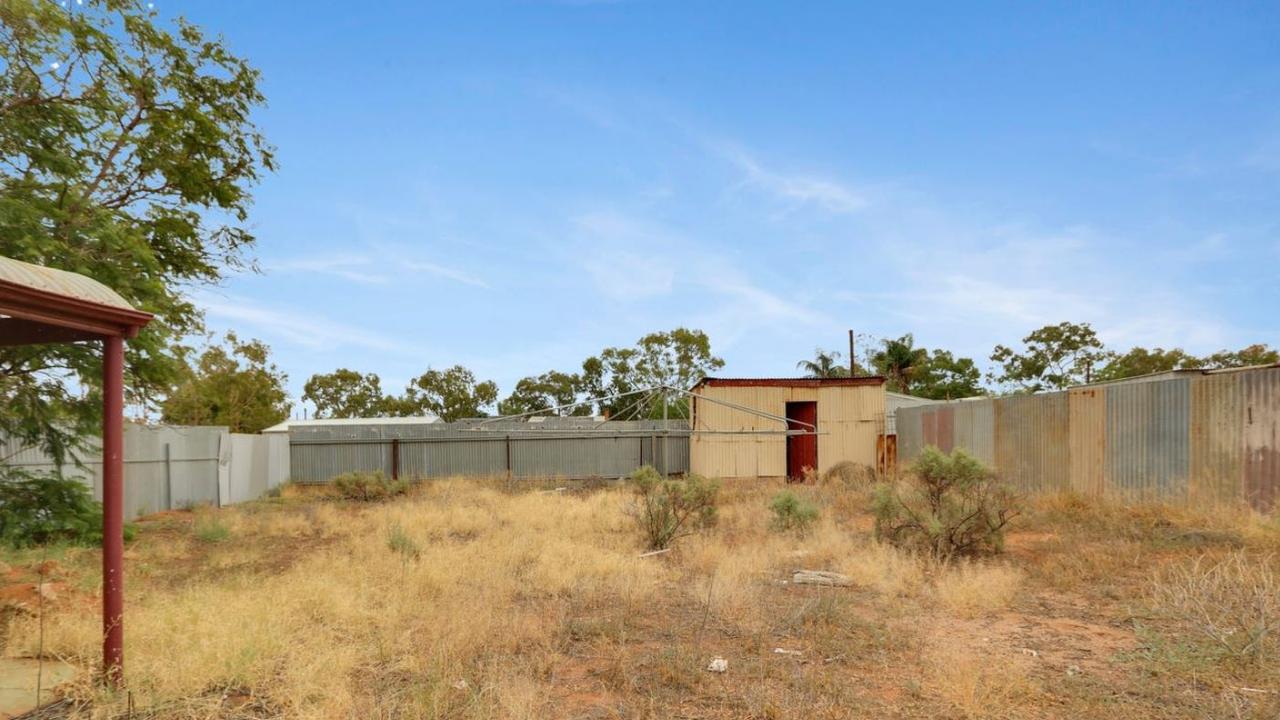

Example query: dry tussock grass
[1,476,1276,719]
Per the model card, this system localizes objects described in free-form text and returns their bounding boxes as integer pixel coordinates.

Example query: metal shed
[688,377,886,480]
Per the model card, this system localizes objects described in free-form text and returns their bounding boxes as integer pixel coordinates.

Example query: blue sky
[176,1,1279,410]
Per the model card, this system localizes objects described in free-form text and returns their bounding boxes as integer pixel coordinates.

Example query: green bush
[628,466,720,550]
[386,522,420,561]
[331,470,409,502]
[770,491,820,533]
[872,446,1019,559]
[0,469,134,548]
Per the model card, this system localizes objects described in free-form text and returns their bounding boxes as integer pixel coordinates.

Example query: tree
[580,328,724,419]
[1094,347,1201,383]
[796,349,851,378]
[990,322,1111,392]
[872,334,929,394]
[303,369,389,418]
[398,366,499,422]
[0,1,273,464]
[1201,344,1279,369]
[497,370,587,417]
[160,334,290,433]
[913,350,984,400]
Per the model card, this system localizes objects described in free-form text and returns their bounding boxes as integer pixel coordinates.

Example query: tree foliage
[1201,344,1279,370]
[912,350,984,400]
[1093,347,1201,383]
[160,333,290,433]
[990,322,1110,392]
[398,365,499,422]
[303,369,388,419]
[0,0,273,464]
[796,348,851,378]
[872,334,929,394]
[497,370,586,417]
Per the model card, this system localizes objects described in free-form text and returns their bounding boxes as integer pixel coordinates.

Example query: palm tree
[872,334,928,393]
[796,349,850,378]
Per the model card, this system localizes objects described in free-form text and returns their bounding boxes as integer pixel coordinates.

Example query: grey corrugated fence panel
[994,392,1069,494]
[1,425,227,519]
[896,406,925,461]
[289,421,691,482]
[1106,378,1190,503]
[227,434,291,504]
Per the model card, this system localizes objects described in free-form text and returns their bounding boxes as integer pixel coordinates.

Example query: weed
[769,491,819,534]
[192,514,231,543]
[1150,551,1278,664]
[386,522,420,562]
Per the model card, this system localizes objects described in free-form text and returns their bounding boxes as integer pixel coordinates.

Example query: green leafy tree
[990,322,1111,392]
[1201,344,1279,369]
[498,370,587,417]
[303,369,389,418]
[913,350,984,400]
[1094,347,1201,382]
[796,348,851,378]
[160,333,290,433]
[872,334,929,394]
[0,0,273,464]
[579,328,724,419]
[398,365,499,422]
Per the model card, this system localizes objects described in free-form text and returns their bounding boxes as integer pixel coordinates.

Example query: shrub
[1151,551,1278,664]
[627,466,719,550]
[0,469,132,548]
[770,491,820,533]
[872,446,1018,559]
[332,470,409,502]
[821,461,876,489]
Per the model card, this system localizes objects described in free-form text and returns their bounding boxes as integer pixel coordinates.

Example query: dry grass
[0,478,1277,719]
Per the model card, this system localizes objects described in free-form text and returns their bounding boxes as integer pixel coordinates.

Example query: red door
[786,401,818,482]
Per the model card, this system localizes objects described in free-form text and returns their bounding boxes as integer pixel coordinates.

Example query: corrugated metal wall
[287,420,690,482]
[688,383,885,478]
[895,367,1280,511]
[1,426,288,518]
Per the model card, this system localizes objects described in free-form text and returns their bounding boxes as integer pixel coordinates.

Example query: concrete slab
[0,658,77,719]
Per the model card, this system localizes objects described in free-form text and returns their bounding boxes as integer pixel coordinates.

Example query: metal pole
[849,329,856,377]
[391,438,400,480]
[164,442,172,511]
[102,335,125,686]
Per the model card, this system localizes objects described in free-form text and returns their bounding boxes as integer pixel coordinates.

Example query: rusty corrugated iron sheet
[1190,372,1244,507]
[995,392,1069,494]
[1243,367,1280,511]
[1068,387,1107,497]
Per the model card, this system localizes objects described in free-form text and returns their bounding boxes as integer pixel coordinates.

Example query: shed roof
[0,255,152,342]
[262,416,441,433]
[0,256,135,311]
[692,376,886,390]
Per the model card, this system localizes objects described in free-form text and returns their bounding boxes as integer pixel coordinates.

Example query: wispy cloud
[195,292,407,353]
[717,145,868,214]
[402,260,490,288]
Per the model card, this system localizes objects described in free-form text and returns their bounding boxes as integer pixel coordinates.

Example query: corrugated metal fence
[288,419,691,483]
[1,425,289,519]
[897,366,1280,511]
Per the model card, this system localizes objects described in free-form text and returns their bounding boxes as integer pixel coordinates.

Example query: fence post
[391,438,400,480]
[505,434,512,478]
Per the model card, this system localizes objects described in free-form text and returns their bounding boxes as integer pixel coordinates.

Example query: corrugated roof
[262,416,440,433]
[0,256,135,311]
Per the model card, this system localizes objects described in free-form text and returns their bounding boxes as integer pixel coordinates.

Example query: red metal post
[102,335,125,686]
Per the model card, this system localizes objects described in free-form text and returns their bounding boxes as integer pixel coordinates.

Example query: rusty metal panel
[936,406,955,453]
[1068,387,1107,497]
[1243,367,1280,512]
[1106,378,1190,503]
[922,408,938,448]
[1190,372,1244,507]
[995,392,1069,494]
